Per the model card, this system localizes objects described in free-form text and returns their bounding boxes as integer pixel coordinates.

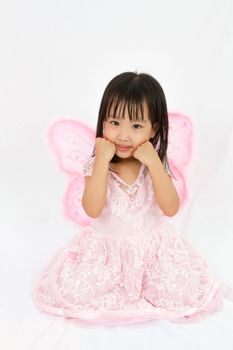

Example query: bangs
[105,95,150,122]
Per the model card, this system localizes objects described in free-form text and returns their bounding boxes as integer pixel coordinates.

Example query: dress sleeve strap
[82,156,95,177]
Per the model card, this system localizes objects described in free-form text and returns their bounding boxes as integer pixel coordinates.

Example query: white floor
[1,293,233,350]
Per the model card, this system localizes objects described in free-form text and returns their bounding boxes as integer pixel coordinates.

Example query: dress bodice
[82,156,166,237]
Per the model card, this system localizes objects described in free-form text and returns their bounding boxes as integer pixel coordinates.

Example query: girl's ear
[150,130,156,138]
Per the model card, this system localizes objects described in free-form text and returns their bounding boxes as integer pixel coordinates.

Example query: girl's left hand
[133,141,159,168]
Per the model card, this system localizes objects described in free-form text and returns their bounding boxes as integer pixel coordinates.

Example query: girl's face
[103,101,156,160]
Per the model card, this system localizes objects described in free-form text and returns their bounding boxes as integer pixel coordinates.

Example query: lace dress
[32,156,223,326]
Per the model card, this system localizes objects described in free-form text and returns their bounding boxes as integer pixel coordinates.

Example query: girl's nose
[117,128,131,141]
[117,133,130,142]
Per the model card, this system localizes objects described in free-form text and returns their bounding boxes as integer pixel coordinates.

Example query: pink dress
[32,156,223,326]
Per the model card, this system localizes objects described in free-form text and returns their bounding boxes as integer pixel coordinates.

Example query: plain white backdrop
[0,0,233,349]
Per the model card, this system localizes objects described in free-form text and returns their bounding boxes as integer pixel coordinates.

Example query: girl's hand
[133,141,159,168]
[95,137,116,163]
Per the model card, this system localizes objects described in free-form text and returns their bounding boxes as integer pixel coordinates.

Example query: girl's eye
[132,124,142,129]
[110,120,142,129]
[110,120,119,126]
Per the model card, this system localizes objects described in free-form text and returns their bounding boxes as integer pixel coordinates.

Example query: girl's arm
[82,158,109,218]
[148,156,180,217]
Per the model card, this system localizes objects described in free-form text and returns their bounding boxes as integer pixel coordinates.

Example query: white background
[0,0,233,349]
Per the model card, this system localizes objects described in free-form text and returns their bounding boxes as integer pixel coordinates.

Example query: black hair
[91,71,172,175]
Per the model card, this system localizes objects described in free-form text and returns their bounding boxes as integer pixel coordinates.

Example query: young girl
[33,71,223,326]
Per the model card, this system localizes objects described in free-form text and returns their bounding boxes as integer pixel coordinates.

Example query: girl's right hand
[95,137,116,163]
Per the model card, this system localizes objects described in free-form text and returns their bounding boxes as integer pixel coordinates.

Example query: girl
[33,72,223,326]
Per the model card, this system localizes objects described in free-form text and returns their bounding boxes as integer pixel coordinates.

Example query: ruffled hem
[32,280,223,327]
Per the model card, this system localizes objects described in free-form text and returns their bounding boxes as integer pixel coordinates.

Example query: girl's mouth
[117,145,132,152]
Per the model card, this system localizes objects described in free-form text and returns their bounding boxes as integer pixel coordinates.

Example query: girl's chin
[115,149,133,157]
[115,152,135,162]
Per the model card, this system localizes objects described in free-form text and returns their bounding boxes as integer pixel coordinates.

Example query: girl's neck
[110,157,141,167]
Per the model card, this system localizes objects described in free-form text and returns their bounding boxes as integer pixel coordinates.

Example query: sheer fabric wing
[47,118,95,175]
[46,117,96,226]
[166,113,193,207]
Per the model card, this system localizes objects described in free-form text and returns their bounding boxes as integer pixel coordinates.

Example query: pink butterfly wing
[46,117,95,226]
[47,117,95,175]
[167,113,193,207]
[63,175,91,226]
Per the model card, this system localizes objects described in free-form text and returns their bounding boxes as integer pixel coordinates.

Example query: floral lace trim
[82,156,95,177]
[111,166,148,198]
